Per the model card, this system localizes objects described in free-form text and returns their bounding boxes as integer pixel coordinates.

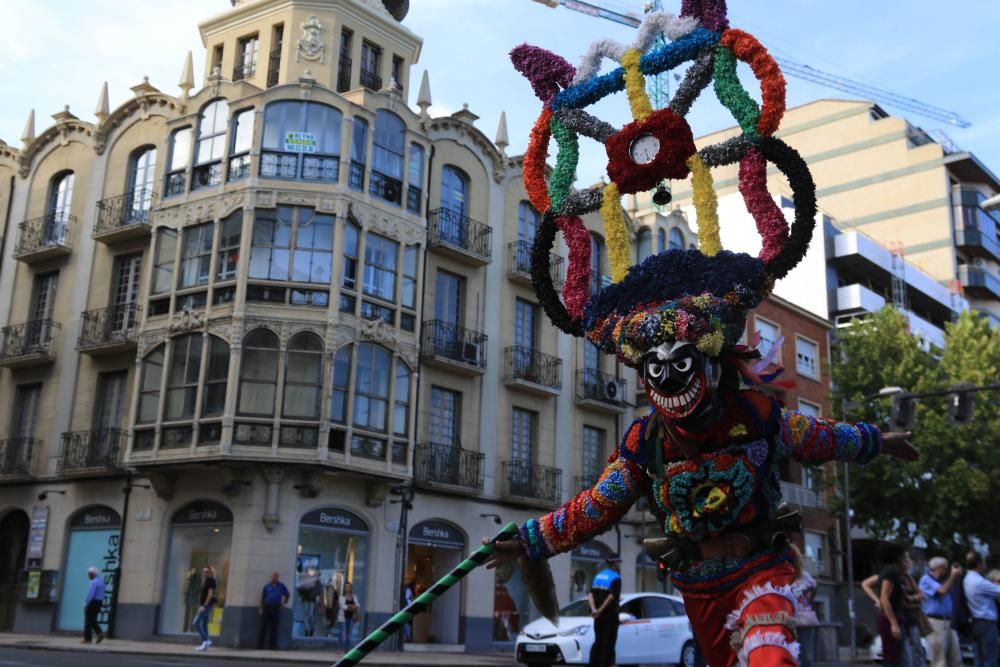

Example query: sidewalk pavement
[0,633,517,665]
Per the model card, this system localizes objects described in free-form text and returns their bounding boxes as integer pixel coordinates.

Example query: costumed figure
[488,2,918,665]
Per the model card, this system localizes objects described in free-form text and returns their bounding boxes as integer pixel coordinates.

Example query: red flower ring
[524,107,554,213]
[605,108,697,195]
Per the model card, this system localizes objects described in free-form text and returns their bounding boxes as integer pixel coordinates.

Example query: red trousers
[682,562,799,667]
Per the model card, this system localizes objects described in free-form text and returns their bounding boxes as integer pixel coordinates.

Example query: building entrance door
[406,520,465,646]
[0,509,29,630]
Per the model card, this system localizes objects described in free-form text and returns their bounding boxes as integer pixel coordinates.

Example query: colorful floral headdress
[512,0,816,368]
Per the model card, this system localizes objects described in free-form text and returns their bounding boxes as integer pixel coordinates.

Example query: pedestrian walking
[919,557,963,667]
[865,544,910,667]
[258,571,290,650]
[899,553,927,667]
[193,565,217,652]
[81,566,106,644]
[402,580,414,641]
[587,556,621,667]
[790,545,819,667]
[962,551,1000,667]
[340,581,360,649]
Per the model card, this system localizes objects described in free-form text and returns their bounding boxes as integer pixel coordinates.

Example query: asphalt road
[0,648,317,667]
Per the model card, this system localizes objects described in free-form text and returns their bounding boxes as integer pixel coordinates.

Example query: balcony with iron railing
[369,170,403,206]
[575,368,628,413]
[507,240,564,287]
[360,67,382,91]
[233,61,256,82]
[337,56,352,92]
[779,481,827,510]
[78,304,140,355]
[0,319,59,368]
[413,443,485,494]
[427,208,492,265]
[260,151,339,183]
[503,346,562,396]
[406,185,422,215]
[14,213,73,262]
[958,264,1000,300]
[500,460,562,508]
[420,320,487,375]
[266,51,281,88]
[94,189,156,243]
[59,428,124,474]
[348,160,365,190]
[0,437,38,478]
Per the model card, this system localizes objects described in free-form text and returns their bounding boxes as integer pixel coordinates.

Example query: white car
[515,592,700,667]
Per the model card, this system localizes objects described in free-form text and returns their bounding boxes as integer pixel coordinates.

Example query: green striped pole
[333,521,519,667]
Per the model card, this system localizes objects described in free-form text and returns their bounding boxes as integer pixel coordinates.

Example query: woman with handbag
[900,553,929,667]
[791,545,820,667]
[340,581,360,650]
[863,544,910,667]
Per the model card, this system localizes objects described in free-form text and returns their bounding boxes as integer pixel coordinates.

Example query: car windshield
[560,599,594,618]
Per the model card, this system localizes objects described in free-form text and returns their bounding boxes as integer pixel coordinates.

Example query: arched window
[165,127,192,197]
[138,345,165,423]
[192,100,229,190]
[371,110,405,204]
[283,332,323,419]
[518,201,539,242]
[238,329,279,416]
[331,344,352,424]
[394,363,410,436]
[353,343,391,431]
[165,334,203,420]
[438,165,470,246]
[349,117,368,190]
[203,336,230,416]
[407,143,425,214]
[261,101,342,182]
[590,234,604,294]
[342,222,360,291]
[669,227,685,250]
[636,228,653,263]
[657,228,666,253]
[128,147,157,224]
[46,171,74,245]
[228,109,254,182]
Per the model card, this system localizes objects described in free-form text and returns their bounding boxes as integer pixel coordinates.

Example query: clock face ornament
[630,134,660,164]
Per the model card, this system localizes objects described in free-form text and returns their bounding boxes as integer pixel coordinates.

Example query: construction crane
[531,0,972,128]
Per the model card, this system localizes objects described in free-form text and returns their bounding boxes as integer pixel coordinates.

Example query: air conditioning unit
[602,380,620,402]
[462,342,480,364]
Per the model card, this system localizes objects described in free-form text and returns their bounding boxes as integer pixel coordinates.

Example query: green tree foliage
[831,308,1000,556]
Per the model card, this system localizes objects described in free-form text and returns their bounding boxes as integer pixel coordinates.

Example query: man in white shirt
[962,551,1000,667]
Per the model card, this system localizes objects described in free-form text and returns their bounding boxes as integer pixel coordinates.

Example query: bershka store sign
[172,501,233,525]
[300,507,368,534]
[69,506,121,530]
[409,520,464,548]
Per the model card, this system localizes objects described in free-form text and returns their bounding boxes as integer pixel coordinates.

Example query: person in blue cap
[588,556,622,667]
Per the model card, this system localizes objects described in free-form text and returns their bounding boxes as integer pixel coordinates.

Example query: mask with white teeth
[641,341,723,428]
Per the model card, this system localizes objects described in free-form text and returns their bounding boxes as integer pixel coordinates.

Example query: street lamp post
[840,386,903,660]
[107,471,150,638]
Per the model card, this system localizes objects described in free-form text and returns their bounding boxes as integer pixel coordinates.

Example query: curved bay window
[261,101,343,183]
[407,143,424,214]
[282,333,323,419]
[165,128,192,197]
[249,206,333,287]
[349,117,368,191]
[192,100,229,191]
[165,334,203,421]
[228,109,254,182]
[137,345,165,428]
[203,336,230,417]
[330,345,352,425]
[371,110,405,205]
[238,329,280,417]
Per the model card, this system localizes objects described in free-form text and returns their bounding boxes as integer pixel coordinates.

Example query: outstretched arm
[488,417,651,566]
[779,408,917,465]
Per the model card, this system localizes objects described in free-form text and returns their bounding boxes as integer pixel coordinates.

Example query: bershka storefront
[405,520,465,646]
[57,506,120,631]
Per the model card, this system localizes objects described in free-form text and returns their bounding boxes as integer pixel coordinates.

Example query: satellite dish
[382,0,409,21]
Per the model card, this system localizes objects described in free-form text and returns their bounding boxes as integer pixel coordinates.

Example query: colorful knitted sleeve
[519,417,651,560]
[779,409,882,465]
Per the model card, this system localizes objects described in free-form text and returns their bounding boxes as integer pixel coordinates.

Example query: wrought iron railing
[59,428,124,473]
[228,153,251,182]
[259,151,339,183]
[504,346,562,389]
[420,320,487,369]
[233,61,256,81]
[95,189,157,236]
[369,170,402,205]
[414,443,484,491]
[266,51,281,88]
[78,304,140,350]
[501,460,561,504]
[0,437,37,476]
[348,160,365,190]
[427,208,492,261]
[360,67,382,90]
[165,170,186,197]
[0,319,58,360]
[406,185,422,214]
[337,57,352,92]
[351,434,386,461]
[507,240,564,284]
[191,161,223,191]
[575,368,627,406]
[15,213,73,257]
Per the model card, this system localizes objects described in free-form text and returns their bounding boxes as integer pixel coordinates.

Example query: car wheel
[680,641,700,667]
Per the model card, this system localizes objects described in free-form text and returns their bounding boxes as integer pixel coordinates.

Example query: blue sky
[2,1,997,186]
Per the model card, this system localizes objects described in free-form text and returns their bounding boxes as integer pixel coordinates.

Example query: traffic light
[656,559,668,582]
[948,384,975,424]
[890,394,916,431]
